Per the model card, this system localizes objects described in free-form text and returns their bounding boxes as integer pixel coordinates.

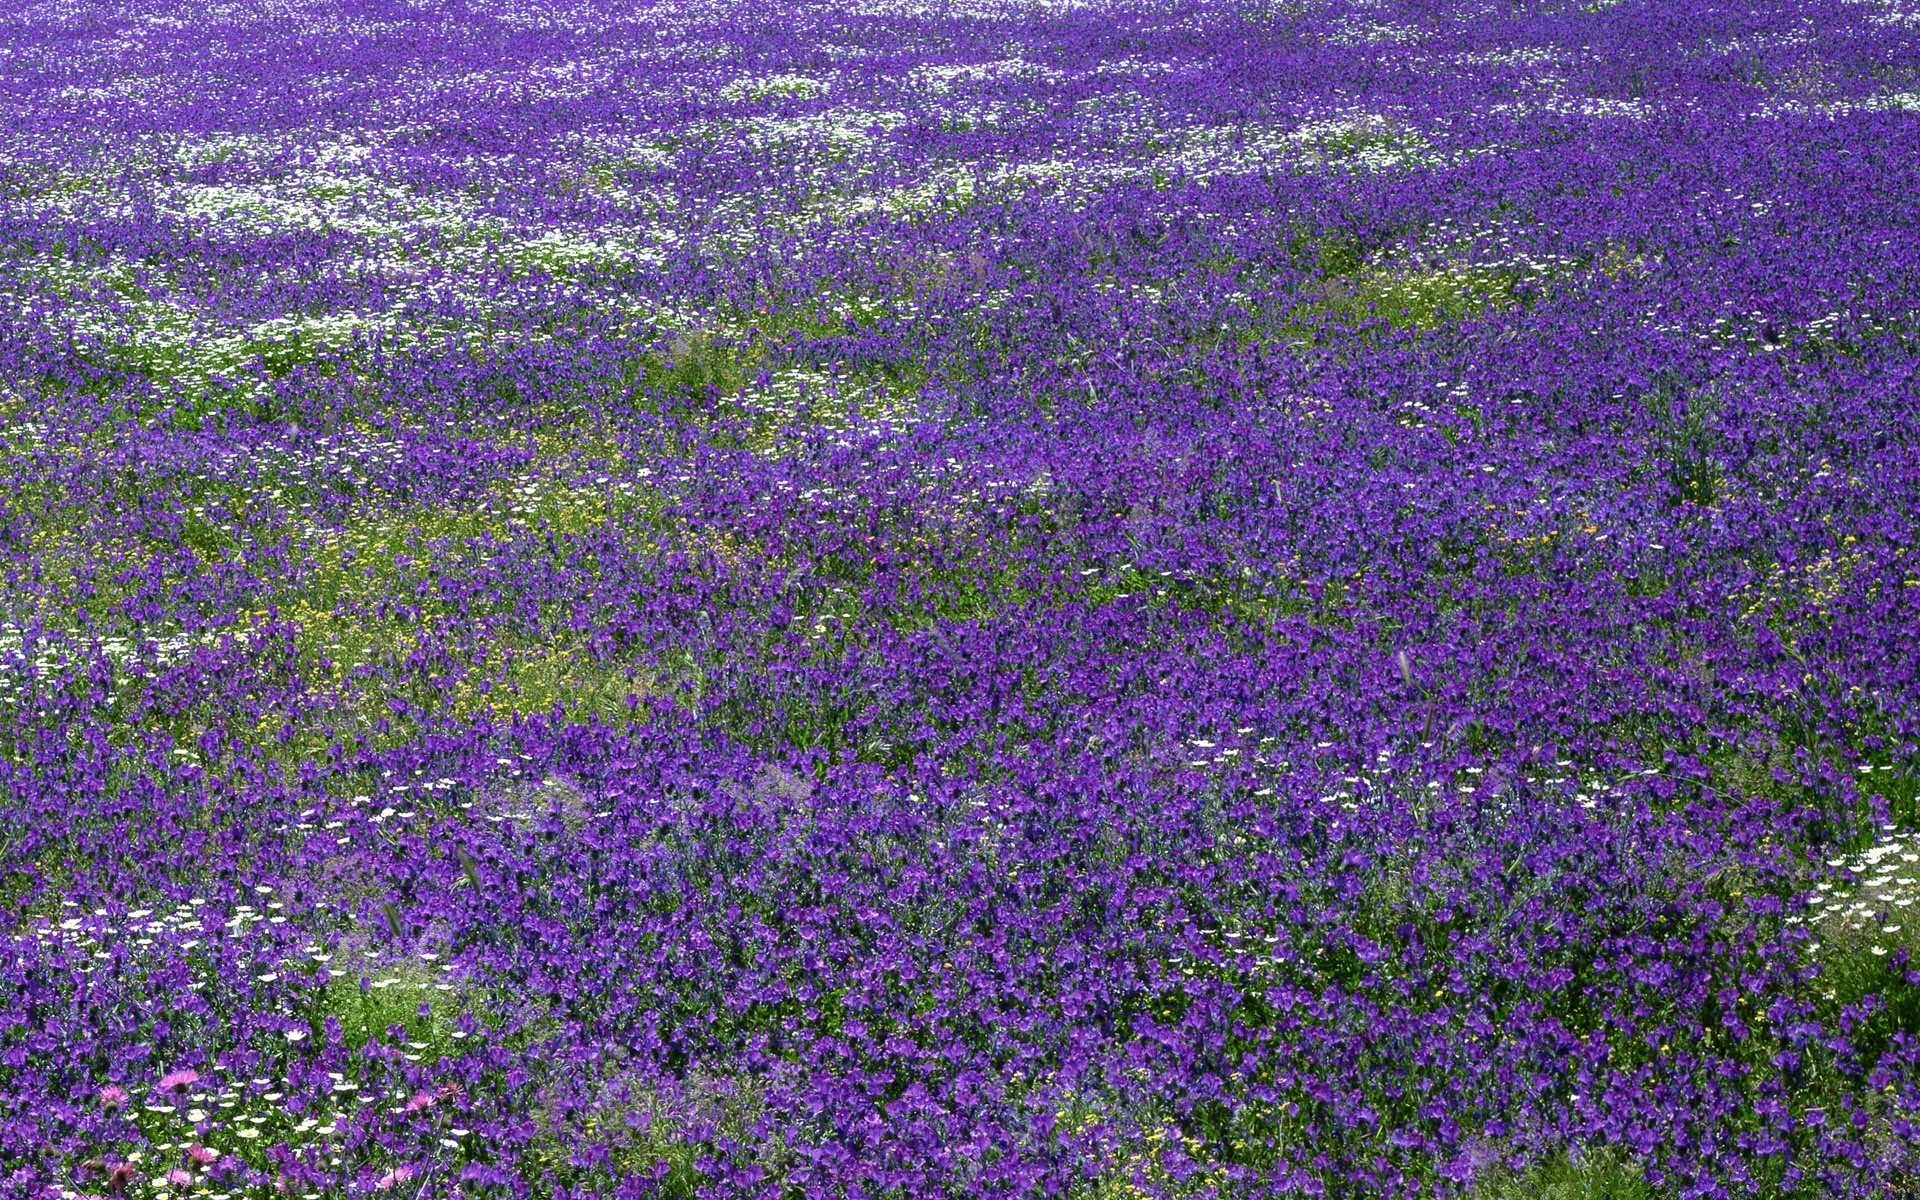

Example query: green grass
[311,965,463,1058]
[518,1070,778,1198]
[1808,878,1920,1057]
[1471,1147,1652,1200]
[1306,260,1523,333]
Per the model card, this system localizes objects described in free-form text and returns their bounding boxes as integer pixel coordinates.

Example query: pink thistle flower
[164,1170,194,1187]
[158,1069,199,1094]
[99,1085,130,1113]
[403,1089,435,1113]
[185,1144,218,1167]
[374,1164,417,1190]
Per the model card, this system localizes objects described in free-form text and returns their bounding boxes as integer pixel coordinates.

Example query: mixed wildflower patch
[4,0,1920,1195]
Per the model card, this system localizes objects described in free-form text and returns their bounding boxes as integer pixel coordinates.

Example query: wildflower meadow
[4,0,1920,1196]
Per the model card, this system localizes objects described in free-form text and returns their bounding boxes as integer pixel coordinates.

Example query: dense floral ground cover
[4,0,1920,1195]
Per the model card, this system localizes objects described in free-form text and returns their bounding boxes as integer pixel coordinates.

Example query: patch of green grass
[722,73,828,102]
[1308,261,1522,332]
[624,331,752,410]
[521,1070,779,1198]
[312,963,462,1058]
[1808,876,1920,1056]
[1063,1118,1235,1199]
[1817,921,1920,1023]
[0,840,76,929]
[1471,1147,1652,1200]
[473,646,653,725]
[1317,121,1415,157]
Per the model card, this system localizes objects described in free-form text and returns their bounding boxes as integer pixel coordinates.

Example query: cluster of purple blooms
[3,0,1920,1195]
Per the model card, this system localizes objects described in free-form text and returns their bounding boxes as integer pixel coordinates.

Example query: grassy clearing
[1470,1148,1652,1200]
[520,1070,779,1198]
[310,962,466,1058]
[1307,260,1525,332]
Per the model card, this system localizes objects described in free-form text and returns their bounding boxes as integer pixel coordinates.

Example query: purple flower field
[4,0,1920,1195]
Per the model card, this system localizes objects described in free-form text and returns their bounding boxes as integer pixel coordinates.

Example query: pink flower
[374,1164,417,1190]
[185,1144,218,1167]
[99,1085,130,1112]
[403,1089,435,1113]
[158,1069,199,1094]
[164,1170,194,1187]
